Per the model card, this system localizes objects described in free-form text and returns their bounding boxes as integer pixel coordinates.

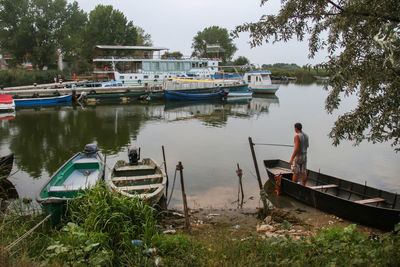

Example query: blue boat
[164,90,228,101]
[14,94,72,108]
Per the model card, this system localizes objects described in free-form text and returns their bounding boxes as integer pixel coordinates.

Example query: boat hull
[14,94,72,108]
[264,159,400,231]
[165,90,227,101]
[106,158,166,205]
[84,90,147,103]
[0,154,14,179]
[37,150,105,226]
[250,87,279,94]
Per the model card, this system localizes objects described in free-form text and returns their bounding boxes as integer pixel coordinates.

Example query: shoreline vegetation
[1,183,399,266]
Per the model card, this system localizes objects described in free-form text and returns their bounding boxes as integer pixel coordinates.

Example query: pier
[0,81,161,98]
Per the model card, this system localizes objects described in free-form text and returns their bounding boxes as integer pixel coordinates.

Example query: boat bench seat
[355,197,385,204]
[112,174,163,182]
[115,165,155,172]
[269,167,292,175]
[120,183,163,192]
[48,185,82,192]
[311,184,338,190]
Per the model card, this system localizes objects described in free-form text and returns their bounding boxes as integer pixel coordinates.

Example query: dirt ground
[163,198,385,241]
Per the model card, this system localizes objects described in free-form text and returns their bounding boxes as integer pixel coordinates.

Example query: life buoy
[137,80,142,84]
[154,79,158,82]
[104,67,109,71]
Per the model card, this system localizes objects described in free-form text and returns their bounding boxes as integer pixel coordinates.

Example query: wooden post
[177,161,190,229]
[248,137,269,216]
[162,145,169,199]
[236,163,244,209]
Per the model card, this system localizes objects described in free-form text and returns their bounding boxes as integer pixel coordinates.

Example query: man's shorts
[291,154,307,174]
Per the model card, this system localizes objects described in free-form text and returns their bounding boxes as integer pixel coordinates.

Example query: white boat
[163,78,247,93]
[244,71,280,94]
[0,95,15,112]
[93,45,220,86]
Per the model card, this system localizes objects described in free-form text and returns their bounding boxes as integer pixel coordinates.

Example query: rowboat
[0,154,14,179]
[0,95,15,112]
[14,94,72,108]
[106,147,166,204]
[264,159,400,231]
[165,90,228,101]
[37,144,105,225]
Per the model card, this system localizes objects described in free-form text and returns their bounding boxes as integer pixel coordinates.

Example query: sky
[71,0,329,66]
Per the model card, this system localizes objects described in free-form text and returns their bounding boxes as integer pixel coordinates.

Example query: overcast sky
[71,0,328,66]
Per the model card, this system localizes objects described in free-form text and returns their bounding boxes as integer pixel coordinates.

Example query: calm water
[1,83,399,209]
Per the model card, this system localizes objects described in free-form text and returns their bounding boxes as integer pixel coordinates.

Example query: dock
[0,81,161,98]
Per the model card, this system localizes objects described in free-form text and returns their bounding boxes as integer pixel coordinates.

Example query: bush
[0,70,60,87]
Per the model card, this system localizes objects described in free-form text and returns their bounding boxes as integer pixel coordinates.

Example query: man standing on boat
[289,123,309,185]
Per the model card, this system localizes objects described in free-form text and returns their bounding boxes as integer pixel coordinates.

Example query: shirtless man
[289,123,309,185]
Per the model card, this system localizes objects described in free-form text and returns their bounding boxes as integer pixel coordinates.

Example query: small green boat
[37,144,105,226]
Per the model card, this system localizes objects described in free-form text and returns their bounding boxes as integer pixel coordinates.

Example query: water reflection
[0,97,279,180]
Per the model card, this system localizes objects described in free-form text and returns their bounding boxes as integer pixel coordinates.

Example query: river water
[1,82,399,210]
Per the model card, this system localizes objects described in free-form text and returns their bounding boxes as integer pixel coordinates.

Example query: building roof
[95,45,169,51]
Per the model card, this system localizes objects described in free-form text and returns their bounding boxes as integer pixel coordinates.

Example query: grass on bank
[1,183,400,266]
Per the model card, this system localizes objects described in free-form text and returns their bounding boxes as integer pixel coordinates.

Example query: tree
[192,26,237,63]
[0,0,35,66]
[233,0,400,151]
[0,0,87,69]
[80,5,138,69]
[162,51,183,59]
[233,56,250,66]
[136,26,152,46]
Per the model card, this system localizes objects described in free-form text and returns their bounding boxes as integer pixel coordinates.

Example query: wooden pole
[162,145,169,199]
[236,163,244,209]
[248,136,269,216]
[177,161,190,229]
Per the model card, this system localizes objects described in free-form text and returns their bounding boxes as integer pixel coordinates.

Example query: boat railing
[93,55,220,62]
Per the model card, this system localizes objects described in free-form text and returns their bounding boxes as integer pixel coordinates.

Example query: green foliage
[233,0,400,150]
[192,26,237,63]
[0,69,60,87]
[46,222,113,266]
[262,63,301,70]
[162,51,183,59]
[233,56,250,66]
[136,26,153,46]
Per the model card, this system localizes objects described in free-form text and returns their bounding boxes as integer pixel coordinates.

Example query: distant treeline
[264,63,328,82]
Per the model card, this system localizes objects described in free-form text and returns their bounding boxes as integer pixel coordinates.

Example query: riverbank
[1,184,398,266]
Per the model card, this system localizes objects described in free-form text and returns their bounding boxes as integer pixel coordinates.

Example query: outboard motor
[83,143,98,155]
[128,147,140,165]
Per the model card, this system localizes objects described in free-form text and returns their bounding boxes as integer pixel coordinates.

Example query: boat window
[144,75,148,79]
[130,76,132,79]
[135,76,137,79]
[120,76,124,80]
[247,76,251,82]
[155,75,159,78]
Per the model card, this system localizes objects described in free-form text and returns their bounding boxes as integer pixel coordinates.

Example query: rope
[253,143,294,147]
[167,168,178,207]
[5,213,51,251]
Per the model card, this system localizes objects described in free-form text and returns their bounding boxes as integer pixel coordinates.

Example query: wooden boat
[37,144,105,225]
[244,71,279,94]
[0,154,14,179]
[106,147,166,204]
[264,159,400,231]
[0,95,15,112]
[165,90,228,101]
[14,94,72,108]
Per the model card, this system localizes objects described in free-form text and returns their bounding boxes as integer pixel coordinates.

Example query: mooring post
[177,161,190,229]
[162,145,169,199]
[236,163,244,209]
[248,137,269,216]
